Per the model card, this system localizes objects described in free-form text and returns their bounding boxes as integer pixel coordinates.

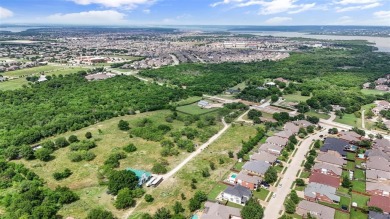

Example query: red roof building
[309,172,340,188]
[368,195,390,214]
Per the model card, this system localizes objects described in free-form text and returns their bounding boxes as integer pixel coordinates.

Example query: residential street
[263,128,329,219]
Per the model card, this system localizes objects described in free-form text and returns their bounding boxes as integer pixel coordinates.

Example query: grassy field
[350,209,368,219]
[352,181,366,193]
[354,169,365,180]
[335,113,361,128]
[253,189,270,201]
[175,96,203,106]
[177,103,220,115]
[351,193,369,208]
[335,211,350,219]
[207,184,228,200]
[340,196,351,208]
[231,82,246,90]
[2,65,63,77]
[361,89,388,96]
[0,67,88,90]
[16,110,222,219]
[305,110,331,120]
[283,92,310,103]
[129,125,258,217]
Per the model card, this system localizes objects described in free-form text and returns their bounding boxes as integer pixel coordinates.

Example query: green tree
[115,188,134,209]
[264,166,278,184]
[152,163,168,174]
[20,145,35,160]
[68,135,79,143]
[342,175,352,188]
[241,198,264,219]
[5,146,19,160]
[284,199,296,214]
[289,135,298,145]
[118,120,130,131]
[55,137,69,148]
[271,94,279,103]
[123,143,137,153]
[154,207,172,219]
[85,131,93,139]
[290,190,299,204]
[86,208,117,219]
[144,194,154,202]
[108,170,138,195]
[295,178,305,186]
[42,140,56,150]
[172,201,185,214]
[34,148,52,161]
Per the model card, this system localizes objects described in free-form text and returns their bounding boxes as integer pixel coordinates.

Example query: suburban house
[284,122,300,134]
[320,137,349,157]
[366,182,390,197]
[259,143,283,155]
[266,136,288,147]
[296,200,335,219]
[275,77,289,83]
[367,156,390,172]
[242,160,271,176]
[317,152,347,167]
[338,131,362,143]
[309,172,340,188]
[369,211,390,219]
[304,182,340,204]
[84,72,115,81]
[312,162,342,177]
[274,130,294,139]
[221,185,252,205]
[368,195,390,214]
[293,120,313,128]
[250,152,277,164]
[366,169,390,182]
[373,139,390,152]
[235,170,262,190]
[365,149,390,161]
[201,201,242,219]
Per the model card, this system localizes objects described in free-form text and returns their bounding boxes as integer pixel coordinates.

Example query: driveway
[263,129,328,219]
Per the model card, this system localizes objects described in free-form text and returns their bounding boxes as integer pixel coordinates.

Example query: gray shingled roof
[304,182,340,202]
[243,160,271,175]
[201,201,241,219]
[223,185,252,199]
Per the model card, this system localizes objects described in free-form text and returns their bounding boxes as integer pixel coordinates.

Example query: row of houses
[219,120,314,207]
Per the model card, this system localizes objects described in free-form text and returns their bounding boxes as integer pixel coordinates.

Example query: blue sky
[0,0,389,25]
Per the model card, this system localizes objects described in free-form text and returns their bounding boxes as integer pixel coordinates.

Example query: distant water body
[233,31,390,52]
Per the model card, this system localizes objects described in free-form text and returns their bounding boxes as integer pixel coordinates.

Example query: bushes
[55,137,69,148]
[118,120,130,131]
[104,152,127,168]
[188,191,207,212]
[68,151,96,162]
[152,163,168,174]
[85,132,93,139]
[123,143,137,153]
[68,135,79,143]
[69,140,96,151]
[53,168,72,180]
[144,194,154,202]
[114,188,134,209]
[34,148,53,161]
[107,170,138,195]
[86,208,117,219]
[237,128,266,159]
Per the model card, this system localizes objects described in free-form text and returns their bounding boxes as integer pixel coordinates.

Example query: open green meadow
[177,103,220,115]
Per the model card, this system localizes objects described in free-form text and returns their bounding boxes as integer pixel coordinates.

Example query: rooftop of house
[317,152,346,167]
[312,162,342,176]
[223,185,252,199]
[297,200,335,219]
[367,156,390,172]
[201,201,242,219]
[242,160,271,175]
[320,137,349,157]
[250,152,278,163]
[236,170,262,184]
[309,172,340,188]
[304,182,340,202]
[368,195,390,213]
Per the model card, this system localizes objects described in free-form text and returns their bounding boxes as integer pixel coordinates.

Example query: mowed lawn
[305,110,331,120]
[0,67,88,90]
[3,65,63,77]
[335,211,350,219]
[335,113,362,128]
[360,89,388,96]
[283,92,310,103]
[130,125,258,217]
[351,193,369,208]
[17,110,221,219]
[177,103,219,115]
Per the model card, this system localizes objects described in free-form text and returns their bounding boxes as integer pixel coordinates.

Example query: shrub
[118,120,130,131]
[144,194,154,202]
[123,143,137,153]
[55,137,69,148]
[68,135,79,143]
[85,132,92,139]
[53,168,72,181]
[152,163,167,174]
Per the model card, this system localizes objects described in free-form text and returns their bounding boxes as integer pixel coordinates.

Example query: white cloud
[0,7,13,19]
[143,9,151,14]
[335,2,381,12]
[211,0,317,15]
[335,0,380,5]
[334,16,354,24]
[46,10,127,25]
[374,10,390,19]
[70,0,155,9]
[264,16,292,24]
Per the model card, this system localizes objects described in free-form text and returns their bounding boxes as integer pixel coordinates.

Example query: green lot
[351,193,369,208]
[207,184,228,200]
[335,113,361,128]
[253,189,270,201]
[350,209,368,219]
[361,89,388,96]
[354,169,365,180]
[177,103,220,115]
[305,110,331,120]
[352,181,366,193]
[283,92,310,103]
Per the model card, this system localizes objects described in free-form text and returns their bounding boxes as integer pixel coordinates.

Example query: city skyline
[0,0,389,26]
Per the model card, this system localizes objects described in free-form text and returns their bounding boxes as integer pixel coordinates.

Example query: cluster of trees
[247,109,262,124]
[241,198,264,219]
[53,168,72,180]
[0,161,79,218]
[237,128,266,159]
[0,74,186,149]
[284,190,300,214]
[238,85,281,103]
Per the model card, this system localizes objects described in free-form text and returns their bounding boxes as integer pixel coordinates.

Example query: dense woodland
[0,74,186,148]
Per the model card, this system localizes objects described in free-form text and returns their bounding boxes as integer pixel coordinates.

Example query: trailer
[151,176,163,187]
[145,176,156,187]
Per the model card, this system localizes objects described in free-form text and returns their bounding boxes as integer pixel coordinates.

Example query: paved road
[362,109,366,129]
[236,109,253,124]
[263,129,328,219]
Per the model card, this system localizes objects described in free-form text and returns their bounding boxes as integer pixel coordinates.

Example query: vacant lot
[17,110,222,219]
[283,92,310,103]
[361,89,388,96]
[335,113,361,128]
[177,103,219,115]
[3,65,63,77]
[129,124,258,217]
[305,110,331,120]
